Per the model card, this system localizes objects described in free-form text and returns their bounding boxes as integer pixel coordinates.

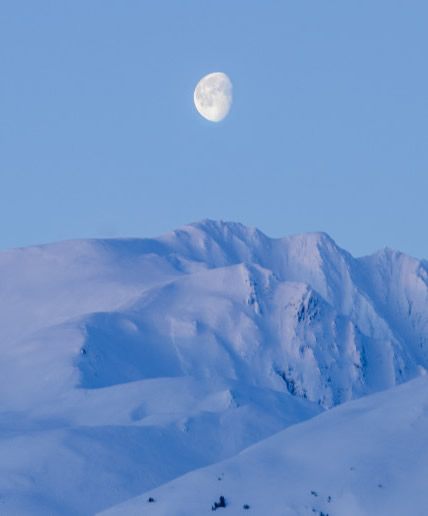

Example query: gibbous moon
[194,72,232,122]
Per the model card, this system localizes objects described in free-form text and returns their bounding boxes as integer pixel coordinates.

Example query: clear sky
[1,1,427,258]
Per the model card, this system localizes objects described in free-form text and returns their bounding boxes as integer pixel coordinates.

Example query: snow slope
[102,376,428,516]
[1,220,428,514]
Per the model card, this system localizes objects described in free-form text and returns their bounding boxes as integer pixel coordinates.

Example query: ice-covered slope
[102,376,428,516]
[1,220,428,514]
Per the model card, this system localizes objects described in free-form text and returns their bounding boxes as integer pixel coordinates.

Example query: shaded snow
[102,377,428,516]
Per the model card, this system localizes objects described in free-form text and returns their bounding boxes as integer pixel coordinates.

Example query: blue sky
[1,1,427,257]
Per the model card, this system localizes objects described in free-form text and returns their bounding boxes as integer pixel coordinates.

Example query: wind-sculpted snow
[72,221,427,406]
[1,220,428,514]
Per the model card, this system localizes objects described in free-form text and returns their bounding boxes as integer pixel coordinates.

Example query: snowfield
[1,220,428,514]
[101,376,428,516]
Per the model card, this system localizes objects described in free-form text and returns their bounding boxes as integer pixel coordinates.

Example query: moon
[194,72,232,122]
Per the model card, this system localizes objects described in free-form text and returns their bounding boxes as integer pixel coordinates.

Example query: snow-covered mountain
[1,220,428,514]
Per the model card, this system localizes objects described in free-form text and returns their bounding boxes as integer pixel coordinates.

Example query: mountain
[1,220,427,514]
